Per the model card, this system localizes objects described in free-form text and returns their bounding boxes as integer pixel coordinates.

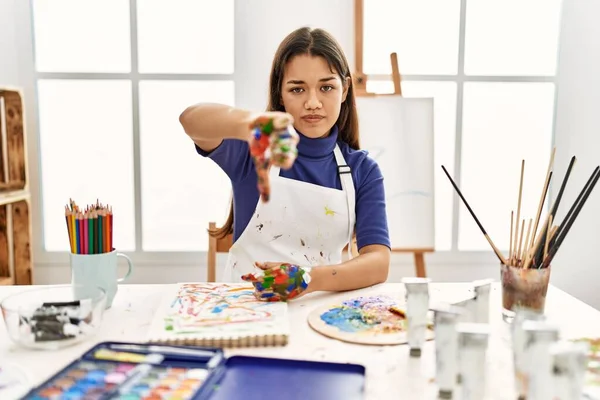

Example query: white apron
[223,145,356,282]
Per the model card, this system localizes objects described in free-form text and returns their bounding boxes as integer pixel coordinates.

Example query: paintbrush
[513,160,525,266]
[529,148,556,250]
[441,165,507,265]
[541,166,600,268]
[528,156,577,267]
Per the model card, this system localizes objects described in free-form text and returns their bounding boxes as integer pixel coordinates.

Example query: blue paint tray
[198,355,366,400]
[21,341,366,400]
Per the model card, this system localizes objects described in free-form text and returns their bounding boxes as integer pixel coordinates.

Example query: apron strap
[333,145,356,260]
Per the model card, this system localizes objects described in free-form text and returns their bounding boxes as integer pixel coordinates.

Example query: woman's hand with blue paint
[248,113,299,202]
[241,262,310,302]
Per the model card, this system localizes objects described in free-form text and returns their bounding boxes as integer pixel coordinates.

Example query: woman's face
[281,54,349,139]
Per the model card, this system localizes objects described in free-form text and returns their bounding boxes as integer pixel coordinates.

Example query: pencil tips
[65,199,114,255]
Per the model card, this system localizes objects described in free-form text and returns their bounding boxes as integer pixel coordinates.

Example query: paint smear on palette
[320,296,406,334]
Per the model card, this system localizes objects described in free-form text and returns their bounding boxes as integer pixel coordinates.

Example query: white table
[1,282,599,399]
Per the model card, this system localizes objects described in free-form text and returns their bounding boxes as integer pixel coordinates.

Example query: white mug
[70,250,133,309]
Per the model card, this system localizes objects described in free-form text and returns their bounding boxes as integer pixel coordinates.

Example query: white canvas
[356,95,435,250]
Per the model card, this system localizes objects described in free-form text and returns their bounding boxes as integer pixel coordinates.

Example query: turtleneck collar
[296,125,339,159]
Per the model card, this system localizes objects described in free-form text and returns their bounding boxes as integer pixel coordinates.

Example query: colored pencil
[75,216,80,254]
[89,212,95,254]
[83,214,88,254]
[108,207,113,251]
[71,212,76,253]
[64,200,115,254]
[98,211,103,254]
[104,209,110,253]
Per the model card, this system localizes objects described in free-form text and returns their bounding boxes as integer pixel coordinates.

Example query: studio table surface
[1,282,599,399]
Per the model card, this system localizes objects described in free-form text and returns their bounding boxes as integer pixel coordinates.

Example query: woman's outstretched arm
[179,103,255,152]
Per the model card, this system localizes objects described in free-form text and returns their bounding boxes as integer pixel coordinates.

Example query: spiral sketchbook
[146,283,290,347]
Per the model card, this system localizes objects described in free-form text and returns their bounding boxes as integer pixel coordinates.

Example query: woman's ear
[342,76,351,102]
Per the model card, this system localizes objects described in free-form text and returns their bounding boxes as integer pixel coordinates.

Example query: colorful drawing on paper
[163,283,287,334]
[307,295,434,345]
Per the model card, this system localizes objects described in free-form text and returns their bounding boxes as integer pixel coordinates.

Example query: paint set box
[22,341,366,399]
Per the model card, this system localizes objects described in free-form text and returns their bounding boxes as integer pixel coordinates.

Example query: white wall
[0,0,19,86]
[550,0,600,309]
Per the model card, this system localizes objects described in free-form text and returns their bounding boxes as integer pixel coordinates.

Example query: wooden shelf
[0,87,33,285]
[0,189,29,206]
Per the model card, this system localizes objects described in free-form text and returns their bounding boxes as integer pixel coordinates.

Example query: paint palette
[29,361,207,399]
[23,342,215,400]
[23,341,366,400]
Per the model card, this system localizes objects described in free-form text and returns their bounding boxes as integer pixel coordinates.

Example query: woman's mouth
[301,115,325,123]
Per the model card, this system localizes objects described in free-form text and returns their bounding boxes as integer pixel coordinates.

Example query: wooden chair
[206,222,359,282]
[207,222,233,282]
[206,222,429,281]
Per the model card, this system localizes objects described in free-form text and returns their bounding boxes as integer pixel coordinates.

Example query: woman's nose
[305,90,322,110]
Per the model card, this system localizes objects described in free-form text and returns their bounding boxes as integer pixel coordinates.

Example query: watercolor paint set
[22,341,366,399]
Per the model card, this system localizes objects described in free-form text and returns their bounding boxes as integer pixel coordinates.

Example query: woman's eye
[321,85,334,92]
[290,87,303,93]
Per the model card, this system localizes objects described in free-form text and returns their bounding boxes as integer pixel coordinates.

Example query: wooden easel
[353,0,433,278]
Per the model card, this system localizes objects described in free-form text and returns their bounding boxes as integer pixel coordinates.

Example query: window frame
[14,0,559,273]
[353,0,558,253]
[18,0,239,268]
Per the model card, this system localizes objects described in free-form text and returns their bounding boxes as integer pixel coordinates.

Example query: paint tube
[551,340,588,400]
[431,302,464,399]
[511,306,546,399]
[472,279,493,324]
[402,277,431,357]
[456,322,490,400]
[522,320,560,400]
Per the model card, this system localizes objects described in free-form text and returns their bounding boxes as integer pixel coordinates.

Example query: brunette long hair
[210,27,360,239]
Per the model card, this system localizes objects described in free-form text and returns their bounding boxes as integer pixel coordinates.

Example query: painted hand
[241,262,310,302]
[248,113,299,202]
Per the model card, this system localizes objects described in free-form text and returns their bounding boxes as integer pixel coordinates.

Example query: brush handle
[542,167,600,267]
[532,157,577,266]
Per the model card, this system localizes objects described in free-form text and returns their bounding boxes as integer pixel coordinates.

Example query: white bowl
[1,285,107,350]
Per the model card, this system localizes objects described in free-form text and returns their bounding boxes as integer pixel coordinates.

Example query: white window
[21,0,563,267]
[31,0,235,256]
[363,0,562,252]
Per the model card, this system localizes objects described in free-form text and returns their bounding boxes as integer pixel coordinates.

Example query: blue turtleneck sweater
[195,125,390,251]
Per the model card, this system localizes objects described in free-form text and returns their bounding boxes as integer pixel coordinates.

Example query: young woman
[179,27,390,301]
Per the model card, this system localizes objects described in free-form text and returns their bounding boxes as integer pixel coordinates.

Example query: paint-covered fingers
[243,263,310,302]
[249,130,272,202]
[269,125,299,170]
[248,113,298,202]
[240,272,260,283]
[250,112,293,132]
[254,159,271,202]
[254,261,290,271]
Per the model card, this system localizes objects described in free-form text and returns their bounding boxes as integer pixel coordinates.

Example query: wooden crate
[0,199,33,285]
[0,87,33,285]
[0,88,27,191]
